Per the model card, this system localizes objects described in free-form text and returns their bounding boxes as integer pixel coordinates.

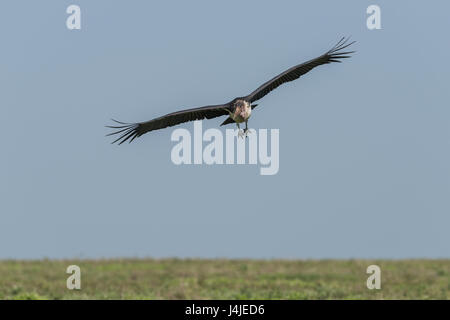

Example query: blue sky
[1,1,449,259]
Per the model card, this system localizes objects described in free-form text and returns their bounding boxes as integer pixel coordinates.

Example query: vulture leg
[236,123,245,139]
[243,120,252,138]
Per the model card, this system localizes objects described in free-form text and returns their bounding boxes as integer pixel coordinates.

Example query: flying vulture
[107,37,355,144]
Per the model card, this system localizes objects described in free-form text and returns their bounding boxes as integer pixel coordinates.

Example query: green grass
[0,259,448,299]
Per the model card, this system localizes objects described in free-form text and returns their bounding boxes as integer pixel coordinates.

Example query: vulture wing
[107,103,231,144]
[245,37,355,103]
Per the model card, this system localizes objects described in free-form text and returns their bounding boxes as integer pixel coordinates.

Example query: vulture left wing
[107,103,231,144]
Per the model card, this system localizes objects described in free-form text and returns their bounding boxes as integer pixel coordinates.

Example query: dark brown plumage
[107,37,355,144]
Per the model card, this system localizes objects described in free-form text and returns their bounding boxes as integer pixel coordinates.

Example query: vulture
[107,37,355,144]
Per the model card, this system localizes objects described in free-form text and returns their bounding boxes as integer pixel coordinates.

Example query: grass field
[0,259,448,299]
